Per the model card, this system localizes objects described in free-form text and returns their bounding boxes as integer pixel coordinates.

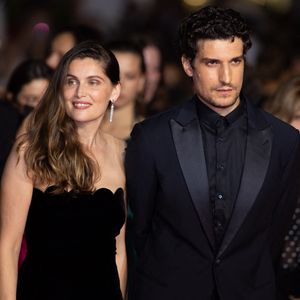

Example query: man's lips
[216,87,234,92]
[215,87,235,95]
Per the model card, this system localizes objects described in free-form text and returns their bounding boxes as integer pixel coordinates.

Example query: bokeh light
[182,0,210,8]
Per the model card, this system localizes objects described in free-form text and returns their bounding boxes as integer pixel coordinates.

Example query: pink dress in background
[18,238,27,268]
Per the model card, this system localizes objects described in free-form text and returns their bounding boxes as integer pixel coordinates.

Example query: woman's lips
[72,101,91,109]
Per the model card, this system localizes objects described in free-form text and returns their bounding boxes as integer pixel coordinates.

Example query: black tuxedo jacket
[125,97,300,300]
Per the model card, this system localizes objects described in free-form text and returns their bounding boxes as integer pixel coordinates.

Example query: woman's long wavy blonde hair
[18,41,120,193]
[264,76,300,123]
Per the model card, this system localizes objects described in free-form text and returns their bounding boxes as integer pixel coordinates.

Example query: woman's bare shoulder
[1,139,33,191]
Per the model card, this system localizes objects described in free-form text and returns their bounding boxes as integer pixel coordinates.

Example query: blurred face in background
[290,106,300,131]
[46,32,76,70]
[143,45,161,103]
[113,51,145,109]
[17,78,49,108]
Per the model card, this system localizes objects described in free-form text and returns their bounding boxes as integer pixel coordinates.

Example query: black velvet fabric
[17,187,125,300]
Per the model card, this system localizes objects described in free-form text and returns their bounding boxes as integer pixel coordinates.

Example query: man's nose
[219,64,231,85]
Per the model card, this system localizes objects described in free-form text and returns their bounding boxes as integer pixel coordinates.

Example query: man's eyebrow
[230,55,244,61]
[201,58,220,62]
[200,55,244,62]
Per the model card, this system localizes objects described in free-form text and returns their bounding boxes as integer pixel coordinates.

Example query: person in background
[0,41,127,300]
[0,101,20,178]
[137,34,190,117]
[142,38,162,105]
[0,59,52,178]
[101,39,145,141]
[101,38,145,299]
[264,76,300,130]
[264,76,300,300]
[46,24,103,70]
[125,6,300,300]
[6,59,52,113]
[137,35,171,116]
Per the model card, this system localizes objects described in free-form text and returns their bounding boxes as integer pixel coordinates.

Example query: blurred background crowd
[1,0,300,108]
[1,0,300,299]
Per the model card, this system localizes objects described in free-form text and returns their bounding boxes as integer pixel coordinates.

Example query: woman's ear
[111,82,121,103]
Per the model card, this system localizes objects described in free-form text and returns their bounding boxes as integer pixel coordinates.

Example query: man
[125,6,300,300]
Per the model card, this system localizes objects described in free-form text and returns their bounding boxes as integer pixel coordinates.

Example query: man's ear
[181,56,193,77]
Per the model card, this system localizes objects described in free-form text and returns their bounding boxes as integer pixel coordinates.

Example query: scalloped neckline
[33,186,124,195]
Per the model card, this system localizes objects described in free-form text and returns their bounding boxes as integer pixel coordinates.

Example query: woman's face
[17,78,49,108]
[113,51,145,108]
[62,57,120,126]
[143,45,161,103]
[46,32,75,70]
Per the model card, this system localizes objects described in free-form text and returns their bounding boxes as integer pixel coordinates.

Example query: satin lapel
[217,125,272,258]
[170,117,215,250]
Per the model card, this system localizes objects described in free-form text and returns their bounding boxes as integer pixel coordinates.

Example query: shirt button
[217,194,223,200]
[215,259,221,265]
[215,221,223,228]
[217,164,224,170]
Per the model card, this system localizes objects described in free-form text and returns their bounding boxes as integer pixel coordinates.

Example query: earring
[109,101,114,123]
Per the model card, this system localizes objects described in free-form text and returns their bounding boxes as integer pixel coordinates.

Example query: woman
[265,76,300,300]
[0,41,127,300]
[6,59,53,112]
[264,76,300,130]
[101,39,145,140]
[0,59,52,178]
[46,24,103,70]
[101,39,145,299]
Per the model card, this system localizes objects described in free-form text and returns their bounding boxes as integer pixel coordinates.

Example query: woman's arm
[0,143,33,300]
[116,223,127,299]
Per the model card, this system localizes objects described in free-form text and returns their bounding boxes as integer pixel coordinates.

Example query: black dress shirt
[195,97,248,249]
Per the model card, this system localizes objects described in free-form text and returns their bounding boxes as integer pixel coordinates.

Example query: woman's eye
[66,79,77,86]
[89,80,100,85]
[125,73,137,80]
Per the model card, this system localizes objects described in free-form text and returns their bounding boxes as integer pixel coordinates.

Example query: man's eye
[206,61,218,66]
[232,59,242,65]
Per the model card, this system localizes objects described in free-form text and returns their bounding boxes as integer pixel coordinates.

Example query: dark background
[1,0,300,105]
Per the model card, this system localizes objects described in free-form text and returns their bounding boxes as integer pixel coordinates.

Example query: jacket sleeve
[125,123,158,256]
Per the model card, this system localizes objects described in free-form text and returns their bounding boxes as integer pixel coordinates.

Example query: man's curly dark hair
[178,6,252,61]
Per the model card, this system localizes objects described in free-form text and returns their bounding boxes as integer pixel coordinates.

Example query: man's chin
[214,94,240,107]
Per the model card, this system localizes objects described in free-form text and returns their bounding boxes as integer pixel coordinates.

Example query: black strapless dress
[17,186,125,300]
